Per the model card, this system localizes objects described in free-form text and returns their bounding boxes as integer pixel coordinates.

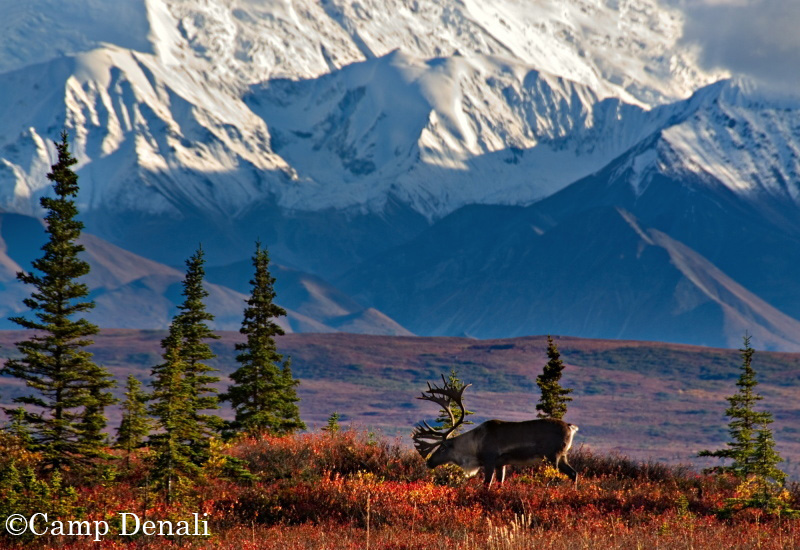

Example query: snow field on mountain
[0,0,735,225]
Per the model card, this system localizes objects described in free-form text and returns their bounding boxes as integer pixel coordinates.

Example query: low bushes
[1,429,798,549]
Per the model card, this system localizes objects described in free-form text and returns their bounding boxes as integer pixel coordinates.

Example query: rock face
[1,0,799,348]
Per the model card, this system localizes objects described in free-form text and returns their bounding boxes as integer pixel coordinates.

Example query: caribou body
[413,377,579,486]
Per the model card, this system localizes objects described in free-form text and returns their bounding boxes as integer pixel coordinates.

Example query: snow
[138,0,722,105]
[630,148,659,196]
[0,40,295,217]
[0,0,798,224]
[661,79,800,201]
[246,51,680,216]
[0,0,720,99]
[0,0,153,73]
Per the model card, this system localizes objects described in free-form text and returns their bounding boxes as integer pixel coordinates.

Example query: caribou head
[411,375,474,470]
[412,375,579,486]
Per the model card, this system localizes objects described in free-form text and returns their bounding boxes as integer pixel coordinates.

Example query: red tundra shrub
[229,429,428,482]
[2,430,799,550]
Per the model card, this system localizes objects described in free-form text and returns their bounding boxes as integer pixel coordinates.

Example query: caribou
[412,376,579,487]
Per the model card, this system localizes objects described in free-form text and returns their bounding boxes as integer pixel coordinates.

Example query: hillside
[0,212,410,335]
[1,330,797,478]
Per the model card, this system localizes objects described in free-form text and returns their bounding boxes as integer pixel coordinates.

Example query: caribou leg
[483,458,498,486]
[496,465,507,484]
[557,457,578,488]
[483,467,495,486]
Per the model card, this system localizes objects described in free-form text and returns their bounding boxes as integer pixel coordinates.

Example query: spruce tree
[699,335,776,478]
[536,335,573,420]
[222,242,305,435]
[172,246,222,462]
[435,367,474,433]
[2,132,115,472]
[6,407,33,450]
[116,375,151,458]
[323,412,341,433]
[749,420,787,506]
[148,324,197,502]
[78,369,117,456]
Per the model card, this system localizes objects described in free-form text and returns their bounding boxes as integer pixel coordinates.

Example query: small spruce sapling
[148,324,198,503]
[116,375,152,464]
[324,412,341,433]
[536,335,573,420]
[6,407,33,450]
[699,335,791,514]
[435,367,474,433]
[748,420,787,510]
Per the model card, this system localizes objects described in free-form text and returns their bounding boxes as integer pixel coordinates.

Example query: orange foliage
[1,430,798,549]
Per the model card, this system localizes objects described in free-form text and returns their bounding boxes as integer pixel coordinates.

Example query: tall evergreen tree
[222,242,305,435]
[699,335,783,480]
[172,246,222,462]
[148,324,197,502]
[2,132,115,471]
[536,335,573,420]
[116,375,151,457]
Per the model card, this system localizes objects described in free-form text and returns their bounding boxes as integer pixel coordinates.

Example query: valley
[1,330,797,477]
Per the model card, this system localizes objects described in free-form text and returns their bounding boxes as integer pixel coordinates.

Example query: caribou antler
[412,374,472,458]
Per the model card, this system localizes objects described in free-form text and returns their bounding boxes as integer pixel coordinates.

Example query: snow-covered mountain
[337,81,800,349]
[1,0,800,348]
[0,0,717,101]
[0,45,291,220]
[0,0,722,224]
[656,79,800,203]
[246,51,690,216]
